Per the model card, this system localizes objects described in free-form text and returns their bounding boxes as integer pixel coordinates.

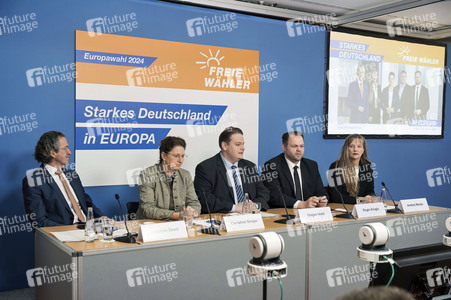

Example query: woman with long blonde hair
[327,134,375,204]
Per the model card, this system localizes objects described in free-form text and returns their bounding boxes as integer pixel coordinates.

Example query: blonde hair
[336,134,371,196]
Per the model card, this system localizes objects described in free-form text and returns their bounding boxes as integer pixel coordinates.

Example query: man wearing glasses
[23,131,104,227]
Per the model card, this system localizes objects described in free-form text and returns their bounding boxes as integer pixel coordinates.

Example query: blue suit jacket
[194,153,270,213]
[347,80,369,123]
[23,165,103,227]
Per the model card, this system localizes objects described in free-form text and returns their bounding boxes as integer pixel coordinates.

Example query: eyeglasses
[166,152,187,159]
[58,146,70,152]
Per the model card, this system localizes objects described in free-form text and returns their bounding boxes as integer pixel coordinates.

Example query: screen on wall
[325,31,446,138]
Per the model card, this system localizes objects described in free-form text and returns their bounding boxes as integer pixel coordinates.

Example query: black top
[327,161,375,204]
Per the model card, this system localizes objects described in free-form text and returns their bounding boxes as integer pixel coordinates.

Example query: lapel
[215,154,234,199]
[42,165,74,216]
[299,159,308,198]
[279,154,295,195]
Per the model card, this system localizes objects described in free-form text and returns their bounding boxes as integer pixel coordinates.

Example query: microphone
[381,182,403,214]
[332,186,355,219]
[274,186,295,225]
[200,190,220,235]
[114,194,137,243]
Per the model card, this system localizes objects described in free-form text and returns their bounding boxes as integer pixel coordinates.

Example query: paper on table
[228,212,279,218]
[113,229,128,237]
[260,212,280,218]
[51,230,85,242]
[193,219,220,228]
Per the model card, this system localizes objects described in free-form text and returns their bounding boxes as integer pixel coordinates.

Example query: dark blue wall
[0,0,449,291]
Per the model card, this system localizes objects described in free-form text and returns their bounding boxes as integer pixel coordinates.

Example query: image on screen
[325,31,446,138]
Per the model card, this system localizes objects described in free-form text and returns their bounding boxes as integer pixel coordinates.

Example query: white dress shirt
[220,153,243,212]
[284,156,304,208]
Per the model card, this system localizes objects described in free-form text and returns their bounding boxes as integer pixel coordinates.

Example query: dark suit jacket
[368,82,382,124]
[194,153,270,213]
[381,86,400,123]
[398,84,414,120]
[413,85,430,119]
[261,153,328,208]
[23,165,103,227]
[347,80,369,123]
[327,161,375,204]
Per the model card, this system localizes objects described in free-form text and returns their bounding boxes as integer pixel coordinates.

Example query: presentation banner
[75,31,259,186]
[327,31,445,137]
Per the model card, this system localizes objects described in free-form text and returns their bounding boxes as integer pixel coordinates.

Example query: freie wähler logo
[0,13,38,36]
[186,13,238,37]
[426,167,451,187]
[197,49,250,90]
[86,13,138,37]
[26,63,76,87]
[0,113,38,136]
[397,44,440,65]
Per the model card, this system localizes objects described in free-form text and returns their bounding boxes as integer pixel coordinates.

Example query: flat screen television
[325,31,446,138]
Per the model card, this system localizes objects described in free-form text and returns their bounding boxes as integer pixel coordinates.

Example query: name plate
[296,207,333,224]
[222,214,265,232]
[138,221,187,243]
[399,198,429,213]
[352,202,386,218]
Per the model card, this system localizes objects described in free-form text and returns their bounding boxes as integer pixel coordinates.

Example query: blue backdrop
[0,0,450,291]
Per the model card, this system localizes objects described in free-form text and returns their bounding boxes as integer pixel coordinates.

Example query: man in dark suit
[23,131,104,227]
[413,71,430,119]
[380,72,400,124]
[347,65,369,123]
[397,70,414,122]
[194,127,269,213]
[368,70,382,124]
[261,131,328,209]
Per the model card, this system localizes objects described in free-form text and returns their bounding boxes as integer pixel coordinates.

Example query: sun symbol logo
[397,46,409,57]
[196,49,224,69]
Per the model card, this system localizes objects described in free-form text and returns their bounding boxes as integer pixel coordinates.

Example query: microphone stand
[382,182,403,214]
[114,194,136,243]
[200,190,220,235]
[332,186,355,219]
[274,186,295,224]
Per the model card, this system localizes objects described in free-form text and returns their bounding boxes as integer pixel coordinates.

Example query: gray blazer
[136,164,201,220]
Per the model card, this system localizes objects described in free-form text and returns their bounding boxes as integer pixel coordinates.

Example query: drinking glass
[102,218,114,241]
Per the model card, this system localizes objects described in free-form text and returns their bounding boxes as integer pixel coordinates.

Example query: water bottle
[85,207,96,242]
[381,188,388,209]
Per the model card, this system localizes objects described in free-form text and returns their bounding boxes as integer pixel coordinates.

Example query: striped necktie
[232,165,245,203]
